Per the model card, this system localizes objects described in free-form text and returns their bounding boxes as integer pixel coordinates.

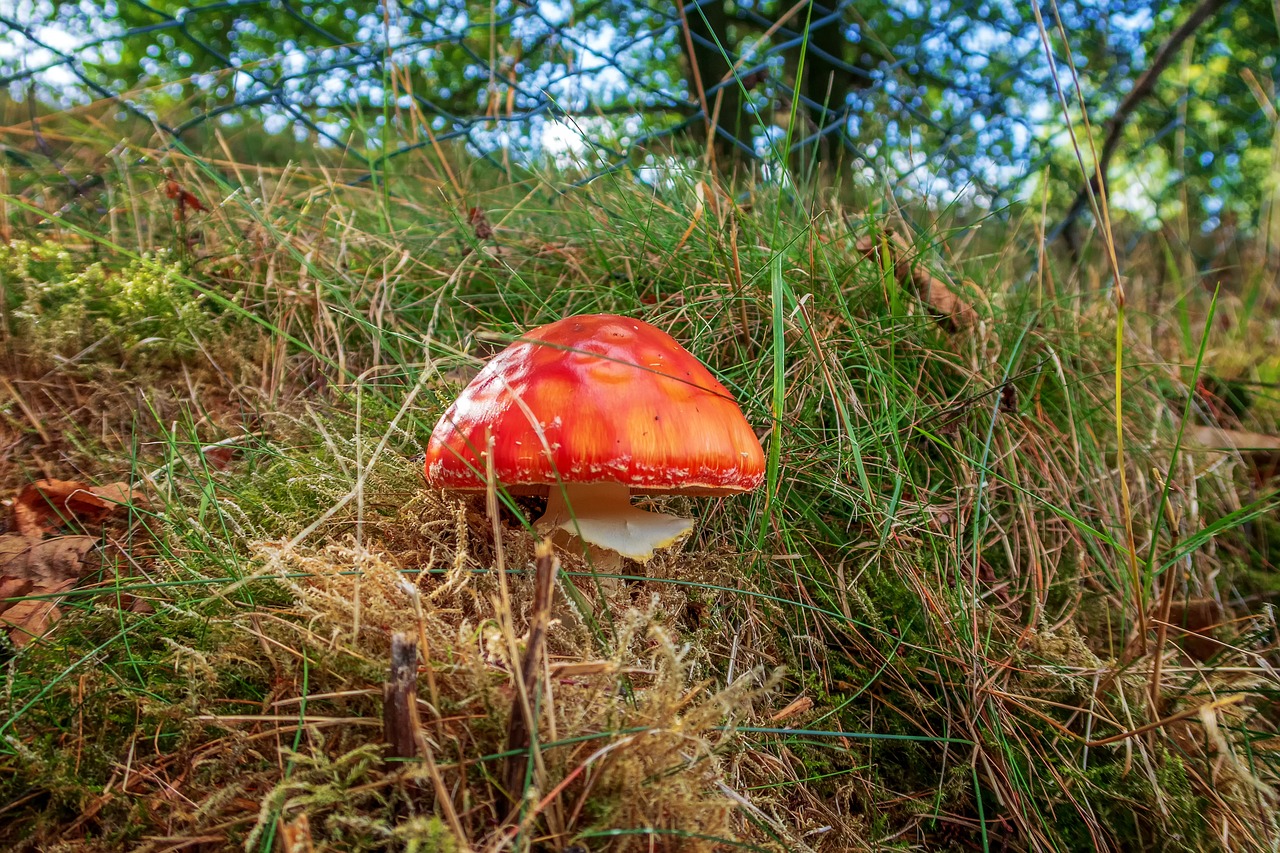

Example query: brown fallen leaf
[11,479,140,537]
[1159,598,1227,662]
[855,230,978,329]
[1186,425,1280,452]
[468,206,494,241]
[165,173,208,222]
[1186,425,1280,485]
[279,812,316,853]
[202,445,239,470]
[918,274,979,329]
[0,534,99,647]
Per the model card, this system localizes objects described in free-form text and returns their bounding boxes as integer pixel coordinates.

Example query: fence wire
[0,0,1275,231]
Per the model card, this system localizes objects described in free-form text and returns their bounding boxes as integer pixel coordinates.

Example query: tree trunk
[680,0,748,166]
[802,2,864,175]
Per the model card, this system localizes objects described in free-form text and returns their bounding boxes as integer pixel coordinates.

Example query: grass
[2,109,1280,852]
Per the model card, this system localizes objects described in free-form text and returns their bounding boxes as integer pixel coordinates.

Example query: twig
[383,632,422,767]
[381,632,467,840]
[501,539,557,819]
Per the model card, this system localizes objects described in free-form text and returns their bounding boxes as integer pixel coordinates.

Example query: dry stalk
[382,632,421,767]
[501,539,557,819]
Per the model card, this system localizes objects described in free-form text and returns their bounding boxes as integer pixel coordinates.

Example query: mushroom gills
[536,482,694,561]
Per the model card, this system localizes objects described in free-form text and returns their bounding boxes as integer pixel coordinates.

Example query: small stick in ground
[383,632,423,767]
[382,633,469,837]
[501,538,558,818]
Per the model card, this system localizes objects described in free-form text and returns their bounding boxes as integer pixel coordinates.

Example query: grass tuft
[2,114,1280,850]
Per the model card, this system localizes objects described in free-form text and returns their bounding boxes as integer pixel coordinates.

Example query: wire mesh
[0,0,1275,229]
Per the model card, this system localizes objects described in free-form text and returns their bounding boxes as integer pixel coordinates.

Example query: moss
[199,421,425,543]
[1051,749,1211,852]
[1,606,264,847]
[396,817,460,853]
[1,240,215,367]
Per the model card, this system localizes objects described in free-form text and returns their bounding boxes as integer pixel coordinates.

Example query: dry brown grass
[4,140,1280,851]
[9,486,805,852]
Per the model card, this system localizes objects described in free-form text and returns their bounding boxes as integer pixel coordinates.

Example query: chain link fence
[0,0,1275,233]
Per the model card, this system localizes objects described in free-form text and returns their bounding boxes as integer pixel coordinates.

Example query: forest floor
[3,148,1280,852]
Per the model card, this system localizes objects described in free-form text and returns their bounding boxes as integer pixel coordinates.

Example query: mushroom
[424,313,765,569]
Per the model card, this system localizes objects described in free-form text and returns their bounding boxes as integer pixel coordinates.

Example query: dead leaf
[1186,425,1280,484]
[279,812,316,853]
[165,173,208,222]
[917,273,979,328]
[1186,425,1280,452]
[11,479,140,537]
[468,207,493,241]
[0,534,99,647]
[1160,598,1226,662]
[202,445,239,470]
[856,230,978,329]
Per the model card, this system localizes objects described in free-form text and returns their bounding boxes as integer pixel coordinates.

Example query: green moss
[1054,749,1210,851]
[1,240,214,366]
[1,606,259,845]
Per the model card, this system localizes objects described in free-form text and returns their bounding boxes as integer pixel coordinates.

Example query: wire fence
[0,0,1274,232]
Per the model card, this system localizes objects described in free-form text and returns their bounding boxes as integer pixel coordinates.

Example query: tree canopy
[2,0,1274,228]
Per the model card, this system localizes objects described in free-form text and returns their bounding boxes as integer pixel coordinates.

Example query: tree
[2,0,1274,228]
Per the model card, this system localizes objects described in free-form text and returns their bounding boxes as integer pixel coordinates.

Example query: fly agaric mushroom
[424,313,765,567]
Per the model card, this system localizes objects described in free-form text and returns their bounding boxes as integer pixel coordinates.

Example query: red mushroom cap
[425,314,766,495]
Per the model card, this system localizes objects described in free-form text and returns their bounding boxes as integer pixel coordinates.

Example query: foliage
[1128,0,1279,226]
[0,0,1272,224]
[0,239,212,366]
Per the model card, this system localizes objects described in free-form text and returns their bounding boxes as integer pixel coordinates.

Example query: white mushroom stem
[534,482,694,563]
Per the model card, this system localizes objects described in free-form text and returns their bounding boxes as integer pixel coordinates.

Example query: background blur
[1,0,1276,240]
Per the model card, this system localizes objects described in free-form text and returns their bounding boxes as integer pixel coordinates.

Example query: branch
[382,632,422,766]
[1056,0,1230,238]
